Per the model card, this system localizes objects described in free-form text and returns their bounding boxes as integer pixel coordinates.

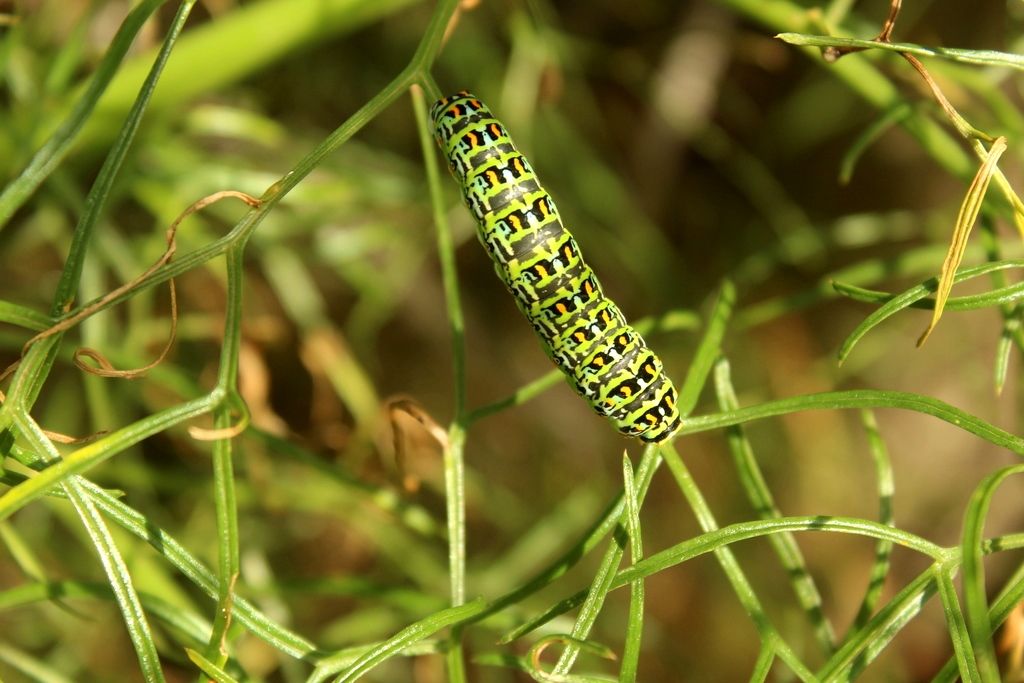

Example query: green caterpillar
[431,91,680,442]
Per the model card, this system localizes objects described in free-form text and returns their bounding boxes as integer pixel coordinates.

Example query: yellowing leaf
[918,136,1008,346]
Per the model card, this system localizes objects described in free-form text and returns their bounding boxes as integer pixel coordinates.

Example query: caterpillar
[431,91,680,443]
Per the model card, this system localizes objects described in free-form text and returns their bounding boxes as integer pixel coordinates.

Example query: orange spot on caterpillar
[556,303,568,315]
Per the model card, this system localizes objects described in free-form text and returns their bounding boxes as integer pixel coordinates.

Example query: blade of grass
[53,0,198,317]
[411,82,467,615]
[76,477,321,659]
[0,396,216,521]
[413,82,466,420]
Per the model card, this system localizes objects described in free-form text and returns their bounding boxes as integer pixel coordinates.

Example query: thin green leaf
[776,33,1024,71]
[849,410,895,633]
[715,359,836,652]
[550,444,661,676]
[818,569,938,680]
[619,456,644,683]
[0,397,215,522]
[203,409,242,668]
[839,103,913,184]
[833,279,1024,311]
[676,279,736,416]
[678,389,1024,455]
[993,305,1019,394]
[0,640,75,683]
[528,635,617,683]
[934,566,983,683]
[932,560,1024,681]
[0,301,51,332]
[498,591,588,645]
[186,648,241,683]
[330,600,486,683]
[659,440,818,680]
[960,465,1024,682]
[616,516,945,587]
[50,0,199,317]
[838,258,1024,362]
[750,645,775,683]
[0,474,320,659]
[13,412,167,682]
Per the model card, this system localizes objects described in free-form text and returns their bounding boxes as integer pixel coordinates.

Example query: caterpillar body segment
[431,91,680,442]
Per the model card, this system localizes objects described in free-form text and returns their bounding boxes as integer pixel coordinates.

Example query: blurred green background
[1,0,1023,680]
